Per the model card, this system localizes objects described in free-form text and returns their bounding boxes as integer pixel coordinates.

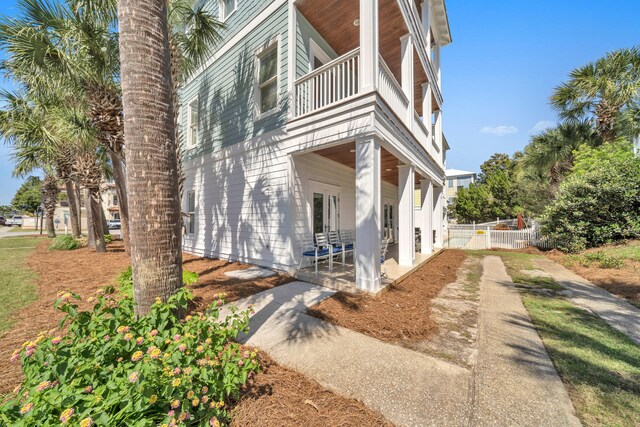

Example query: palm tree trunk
[91,191,106,253]
[101,205,110,240]
[45,216,56,238]
[75,183,82,233]
[84,188,96,249]
[109,150,130,252]
[65,180,81,238]
[118,0,183,316]
[42,174,59,239]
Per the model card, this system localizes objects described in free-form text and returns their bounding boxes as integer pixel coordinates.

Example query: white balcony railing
[413,111,430,153]
[377,56,409,125]
[294,48,360,117]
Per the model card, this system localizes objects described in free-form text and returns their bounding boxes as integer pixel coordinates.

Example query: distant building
[101,179,120,221]
[445,169,477,204]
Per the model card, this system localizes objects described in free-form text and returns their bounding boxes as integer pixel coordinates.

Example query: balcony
[292,0,445,167]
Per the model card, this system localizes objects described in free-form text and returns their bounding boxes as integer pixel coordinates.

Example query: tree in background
[542,140,640,252]
[12,176,41,213]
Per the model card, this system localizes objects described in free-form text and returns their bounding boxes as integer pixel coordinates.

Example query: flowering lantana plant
[0,287,259,426]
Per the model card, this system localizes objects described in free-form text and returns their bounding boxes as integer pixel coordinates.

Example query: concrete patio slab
[223,266,276,279]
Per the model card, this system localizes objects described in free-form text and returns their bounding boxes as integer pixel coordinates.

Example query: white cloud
[479,125,518,136]
[529,120,555,134]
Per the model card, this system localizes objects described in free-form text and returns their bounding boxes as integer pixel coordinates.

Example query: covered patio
[292,139,444,293]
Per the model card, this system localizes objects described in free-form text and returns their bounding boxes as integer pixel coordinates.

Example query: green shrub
[0,287,258,426]
[117,267,199,298]
[104,234,113,244]
[565,251,625,269]
[542,140,640,252]
[49,235,83,251]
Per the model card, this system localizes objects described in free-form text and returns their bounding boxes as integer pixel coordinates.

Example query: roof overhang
[431,0,452,46]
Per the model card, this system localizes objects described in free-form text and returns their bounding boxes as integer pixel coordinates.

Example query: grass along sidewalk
[0,237,40,335]
[470,250,640,426]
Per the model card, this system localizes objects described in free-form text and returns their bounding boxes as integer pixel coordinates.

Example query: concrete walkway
[535,258,640,346]
[223,260,584,427]
[473,256,581,427]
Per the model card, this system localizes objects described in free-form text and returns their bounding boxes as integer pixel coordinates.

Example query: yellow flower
[123,333,133,341]
[187,390,194,399]
[131,351,144,362]
[149,394,158,404]
[20,402,33,414]
[79,417,93,427]
[172,378,181,387]
[171,399,180,409]
[59,408,75,423]
[191,397,199,407]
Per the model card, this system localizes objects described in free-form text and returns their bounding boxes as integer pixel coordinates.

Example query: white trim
[186,0,287,85]
[308,39,331,71]
[186,190,196,235]
[287,1,297,118]
[218,0,237,23]
[186,96,199,148]
[254,34,281,120]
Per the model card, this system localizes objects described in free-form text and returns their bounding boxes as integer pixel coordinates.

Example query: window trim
[186,96,199,149]
[218,0,237,23]
[254,35,281,120]
[308,39,331,71]
[187,191,196,235]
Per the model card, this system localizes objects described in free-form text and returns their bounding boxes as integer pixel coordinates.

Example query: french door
[383,199,395,242]
[310,182,340,235]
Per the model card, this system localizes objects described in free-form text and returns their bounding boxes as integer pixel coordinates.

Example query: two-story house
[180,0,451,292]
[445,169,476,204]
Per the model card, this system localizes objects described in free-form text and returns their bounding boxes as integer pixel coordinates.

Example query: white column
[397,164,415,266]
[420,178,433,254]
[422,82,432,132]
[355,137,382,291]
[434,109,443,151]
[434,42,441,87]
[433,185,444,248]
[400,34,414,126]
[287,0,298,119]
[421,0,431,53]
[360,0,379,91]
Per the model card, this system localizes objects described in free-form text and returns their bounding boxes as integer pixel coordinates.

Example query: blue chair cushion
[345,243,354,250]
[303,248,330,257]
[332,246,343,254]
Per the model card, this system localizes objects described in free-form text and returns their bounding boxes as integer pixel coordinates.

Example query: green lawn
[0,237,40,335]
[523,294,640,426]
[596,241,640,261]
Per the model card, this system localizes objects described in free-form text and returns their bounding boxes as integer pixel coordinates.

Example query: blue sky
[0,0,639,203]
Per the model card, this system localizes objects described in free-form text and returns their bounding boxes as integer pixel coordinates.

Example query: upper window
[187,97,198,148]
[113,194,118,206]
[255,39,279,116]
[219,0,236,21]
[447,178,454,188]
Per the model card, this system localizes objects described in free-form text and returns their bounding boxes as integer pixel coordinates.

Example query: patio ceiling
[295,0,433,115]
[314,141,420,187]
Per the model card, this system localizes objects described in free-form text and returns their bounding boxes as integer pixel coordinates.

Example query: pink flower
[59,408,74,423]
[25,348,35,358]
[167,410,175,417]
[123,333,133,341]
[173,334,181,342]
[201,386,208,394]
[20,402,33,415]
[216,299,223,306]
[131,351,143,362]
[209,416,220,427]
[128,372,139,383]
[104,335,110,342]
[173,367,181,376]
[150,329,158,337]
[147,346,161,359]
[116,326,130,334]
[51,336,62,345]
[135,337,144,345]
[196,345,204,353]
[178,344,187,352]
[10,353,20,363]
[171,399,180,409]
[83,385,93,393]
[238,360,244,367]
[36,381,52,391]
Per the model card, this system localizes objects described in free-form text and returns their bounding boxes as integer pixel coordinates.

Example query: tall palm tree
[118,0,183,315]
[551,46,640,142]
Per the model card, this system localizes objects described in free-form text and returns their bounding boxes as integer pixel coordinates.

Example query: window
[219,0,236,21]
[448,197,454,205]
[255,39,279,116]
[113,194,118,206]
[187,97,198,148]
[447,178,454,188]
[187,191,196,235]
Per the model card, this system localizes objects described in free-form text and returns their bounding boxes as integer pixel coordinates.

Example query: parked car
[108,219,121,229]
[0,216,5,226]
[5,215,23,226]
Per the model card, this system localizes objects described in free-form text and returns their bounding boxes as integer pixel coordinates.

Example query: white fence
[446,222,555,250]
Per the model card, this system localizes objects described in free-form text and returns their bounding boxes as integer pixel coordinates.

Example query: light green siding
[180,1,288,159]
[295,11,337,79]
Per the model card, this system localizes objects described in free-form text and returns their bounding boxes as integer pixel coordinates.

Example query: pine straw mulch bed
[307,249,467,343]
[0,241,291,394]
[230,353,391,427]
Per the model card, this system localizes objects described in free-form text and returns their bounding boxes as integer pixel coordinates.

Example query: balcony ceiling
[314,141,420,187]
[296,0,433,116]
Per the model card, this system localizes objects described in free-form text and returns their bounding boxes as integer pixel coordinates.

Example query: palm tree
[522,121,600,189]
[118,0,183,315]
[551,46,640,142]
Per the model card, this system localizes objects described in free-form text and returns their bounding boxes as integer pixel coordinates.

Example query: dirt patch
[0,240,130,394]
[546,251,640,307]
[230,353,391,427]
[307,250,467,343]
[183,253,294,310]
